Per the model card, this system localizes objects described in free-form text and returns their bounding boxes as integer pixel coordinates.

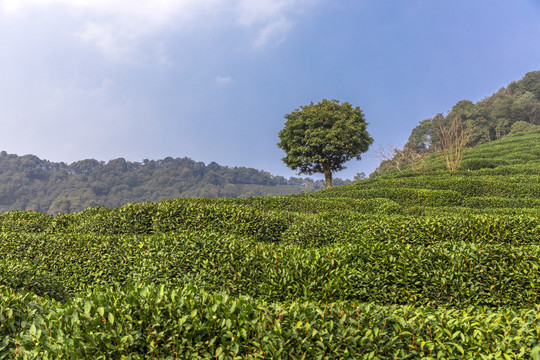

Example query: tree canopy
[278,99,373,188]
[372,70,540,177]
[0,152,353,214]
[406,71,540,152]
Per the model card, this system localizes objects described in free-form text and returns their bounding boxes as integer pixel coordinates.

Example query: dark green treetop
[405,70,540,153]
[277,99,373,188]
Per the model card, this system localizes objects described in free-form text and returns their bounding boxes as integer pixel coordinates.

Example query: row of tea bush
[2,283,540,359]
[2,231,540,307]
[1,199,538,245]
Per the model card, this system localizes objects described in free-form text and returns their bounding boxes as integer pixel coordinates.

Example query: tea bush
[3,283,540,359]
[0,211,52,233]
[1,141,540,358]
[53,200,290,242]
[350,174,540,199]
[3,230,540,307]
[0,260,67,302]
[463,196,540,209]
[316,187,464,207]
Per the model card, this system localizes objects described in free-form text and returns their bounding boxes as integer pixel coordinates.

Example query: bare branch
[372,144,425,174]
[436,115,472,171]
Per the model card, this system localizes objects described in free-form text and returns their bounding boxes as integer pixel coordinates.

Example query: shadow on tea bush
[0,260,68,302]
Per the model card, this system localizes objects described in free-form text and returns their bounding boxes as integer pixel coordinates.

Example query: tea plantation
[2,131,540,359]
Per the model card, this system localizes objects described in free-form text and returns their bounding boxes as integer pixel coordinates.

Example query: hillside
[0,152,351,214]
[318,129,540,216]
[374,70,540,176]
[2,130,540,357]
[409,70,540,150]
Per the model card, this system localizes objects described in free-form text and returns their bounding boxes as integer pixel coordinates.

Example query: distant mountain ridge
[0,152,351,214]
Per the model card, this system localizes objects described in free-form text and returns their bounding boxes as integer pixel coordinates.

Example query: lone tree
[278,99,373,188]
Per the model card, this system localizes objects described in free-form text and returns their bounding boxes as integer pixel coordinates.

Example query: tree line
[373,70,540,175]
[0,152,351,214]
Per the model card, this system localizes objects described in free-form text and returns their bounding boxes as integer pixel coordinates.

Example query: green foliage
[509,120,540,134]
[374,70,540,177]
[0,260,67,303]
[357,214,540,246]
[353,172,540,199]
[2,125,540,357]
[3,284,540,359]
[0,152,355,214]
[3,213,540,307]
[218,195,403,216]
[460,158,500,170]
[405,70,540,154]
[278,99,373,187]
[317,186,464,207]
[463,196,540,209]
[0,211,52,233]
[48,200,289,242]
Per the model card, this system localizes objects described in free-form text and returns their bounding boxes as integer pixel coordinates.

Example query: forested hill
[373,70,540,176]
[0,152,351,214]
[408,70,540,150]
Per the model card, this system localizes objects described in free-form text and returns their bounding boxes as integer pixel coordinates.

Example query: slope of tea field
[317,129,540,217]
[2,131,540,358]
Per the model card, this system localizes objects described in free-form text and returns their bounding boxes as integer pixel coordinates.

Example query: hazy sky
[1,1,540,179]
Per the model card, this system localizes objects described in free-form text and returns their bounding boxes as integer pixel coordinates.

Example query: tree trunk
[323,162,332,188]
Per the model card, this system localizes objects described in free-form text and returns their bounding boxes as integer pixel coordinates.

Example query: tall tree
[516,91,540,125]
[277,99,373,188]
[406,117,437,152]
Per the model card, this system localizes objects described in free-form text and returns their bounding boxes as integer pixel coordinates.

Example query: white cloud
[0,0,35,14]
[1,0,223,60]
[235,0,317,48]
[1,0,319,57]
[252,16,292,48]
[236,0,288,27]
[215,75,232,84]
[1,0,212,24]
[76,21,134,60]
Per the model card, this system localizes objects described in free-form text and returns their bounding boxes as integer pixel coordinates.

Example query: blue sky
[1,0,540,180]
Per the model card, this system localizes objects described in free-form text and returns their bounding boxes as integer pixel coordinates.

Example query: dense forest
[0,153,352,214]
[373,70,540,175]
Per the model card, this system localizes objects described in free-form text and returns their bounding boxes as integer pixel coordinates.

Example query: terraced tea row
[2,283,540,359]
[2,231,540,308]
[1,201,539,245]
